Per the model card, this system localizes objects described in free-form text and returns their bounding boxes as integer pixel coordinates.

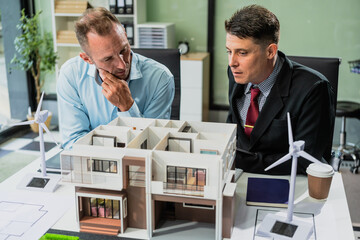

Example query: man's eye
[226,50,231,55]
[239,52,247,56]
[120,48,127,55]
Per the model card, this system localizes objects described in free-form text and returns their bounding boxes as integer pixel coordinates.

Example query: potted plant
[11,9,57,132]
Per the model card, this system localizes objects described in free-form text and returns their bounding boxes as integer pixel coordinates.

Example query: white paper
[0,190,72,240]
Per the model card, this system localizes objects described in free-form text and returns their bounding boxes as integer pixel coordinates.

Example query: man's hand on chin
[99,69,134,111]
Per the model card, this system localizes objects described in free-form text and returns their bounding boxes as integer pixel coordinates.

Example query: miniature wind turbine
[12,92,61,192]
[256,112,325,240]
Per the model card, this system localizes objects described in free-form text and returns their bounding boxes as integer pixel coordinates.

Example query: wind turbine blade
[40,110,49,121]
[298,150,323,165]
[10,120,36,126]
[265,153,292,171]
[36,92,45,116]
[40,123,59,146]
[287,112,293,146]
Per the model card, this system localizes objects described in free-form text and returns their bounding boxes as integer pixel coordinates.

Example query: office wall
[36,0,208,94]
[37,0,359,106]
[146,0,208,53]
[213,0,360,106]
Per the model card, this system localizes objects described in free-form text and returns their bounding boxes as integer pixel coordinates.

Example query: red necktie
[245,87,261,137]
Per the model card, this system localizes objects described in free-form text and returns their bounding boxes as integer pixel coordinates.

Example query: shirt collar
[128,51,143,81]
[245,55,284,97]
[87,50,143,82]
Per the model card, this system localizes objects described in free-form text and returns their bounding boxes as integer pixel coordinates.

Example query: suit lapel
[230,84,251,148]
[249,53,293,149]
[230,84,243,124]
[249,85,283,148]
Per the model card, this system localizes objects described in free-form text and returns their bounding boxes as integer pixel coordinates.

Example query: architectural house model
[60,117,237,240]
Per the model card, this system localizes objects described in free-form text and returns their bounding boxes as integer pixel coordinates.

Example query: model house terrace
[60,117,237,239]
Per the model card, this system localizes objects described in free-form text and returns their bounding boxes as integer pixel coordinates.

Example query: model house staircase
[80,216,120,236]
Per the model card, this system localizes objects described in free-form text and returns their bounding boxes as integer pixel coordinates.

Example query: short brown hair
[75,7,121,50]
[225,5,280,46]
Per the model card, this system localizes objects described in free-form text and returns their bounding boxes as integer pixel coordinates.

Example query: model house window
[141,139,147,149]
[61,155,73,171]
[89,198,120,219]
[92,159,118,173]
[92,135,116,147]
[128,165,145,187]
[200,149,218,155]
[168,137,191,153]
[183,203,214,210]
[123,197,128,218]
[176,167,186,184]
[112,200,120,219]
[87,158,91,171]
[167,166,206,186]
[182,126,191,132]
[167,166,176,183]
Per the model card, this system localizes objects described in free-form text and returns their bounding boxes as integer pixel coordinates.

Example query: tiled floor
[0,129,59,182]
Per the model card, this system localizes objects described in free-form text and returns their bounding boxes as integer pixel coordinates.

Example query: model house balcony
[163,182,204,197]
[80,215,121,236]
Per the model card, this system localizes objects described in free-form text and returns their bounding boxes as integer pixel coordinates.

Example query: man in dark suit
[225,5,334,175]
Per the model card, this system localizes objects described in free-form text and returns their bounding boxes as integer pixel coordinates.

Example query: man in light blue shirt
[57,7,174,149]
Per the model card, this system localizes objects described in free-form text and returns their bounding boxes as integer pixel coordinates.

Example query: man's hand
[99,69,134,111]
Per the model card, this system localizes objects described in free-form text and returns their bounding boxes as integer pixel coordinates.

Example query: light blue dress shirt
[57,52,175,149]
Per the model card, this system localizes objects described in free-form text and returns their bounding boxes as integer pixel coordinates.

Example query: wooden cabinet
[180,53,210,122]
[50,0,146,71]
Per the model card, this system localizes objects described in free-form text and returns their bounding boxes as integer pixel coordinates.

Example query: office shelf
[349,59,360,74]
[50,0,146,75]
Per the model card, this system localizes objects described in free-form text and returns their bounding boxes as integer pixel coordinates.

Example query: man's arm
[291,80,334,172]
[140,71,175,119]
[99,70,134,112]
[99,69,175,119]
[57,65,91,149]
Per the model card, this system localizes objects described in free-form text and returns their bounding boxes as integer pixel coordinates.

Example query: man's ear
[266,43,278,59]
[80,52,93,64]
[122,26,129,44]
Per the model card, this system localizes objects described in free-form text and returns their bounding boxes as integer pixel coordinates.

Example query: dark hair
[224,5,280,46]
[75,7,121,50]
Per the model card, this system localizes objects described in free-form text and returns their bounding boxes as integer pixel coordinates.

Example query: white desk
[0,153,354,240]
[232,172,354,239]
[0,148,79,235]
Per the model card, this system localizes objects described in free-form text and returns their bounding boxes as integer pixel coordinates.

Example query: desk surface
[233,172,354,239]
[0,150,354,240]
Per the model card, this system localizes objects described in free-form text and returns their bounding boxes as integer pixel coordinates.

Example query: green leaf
[10,9,58,101]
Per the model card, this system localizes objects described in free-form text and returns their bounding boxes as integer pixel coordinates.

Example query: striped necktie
[244,87,261,137]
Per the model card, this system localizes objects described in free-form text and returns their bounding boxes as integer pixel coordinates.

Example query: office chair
[288,55,342,170]
[335,101,360,173]
[132,48,181,120]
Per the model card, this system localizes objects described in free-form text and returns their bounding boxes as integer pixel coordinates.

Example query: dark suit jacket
[227,51,335,175]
